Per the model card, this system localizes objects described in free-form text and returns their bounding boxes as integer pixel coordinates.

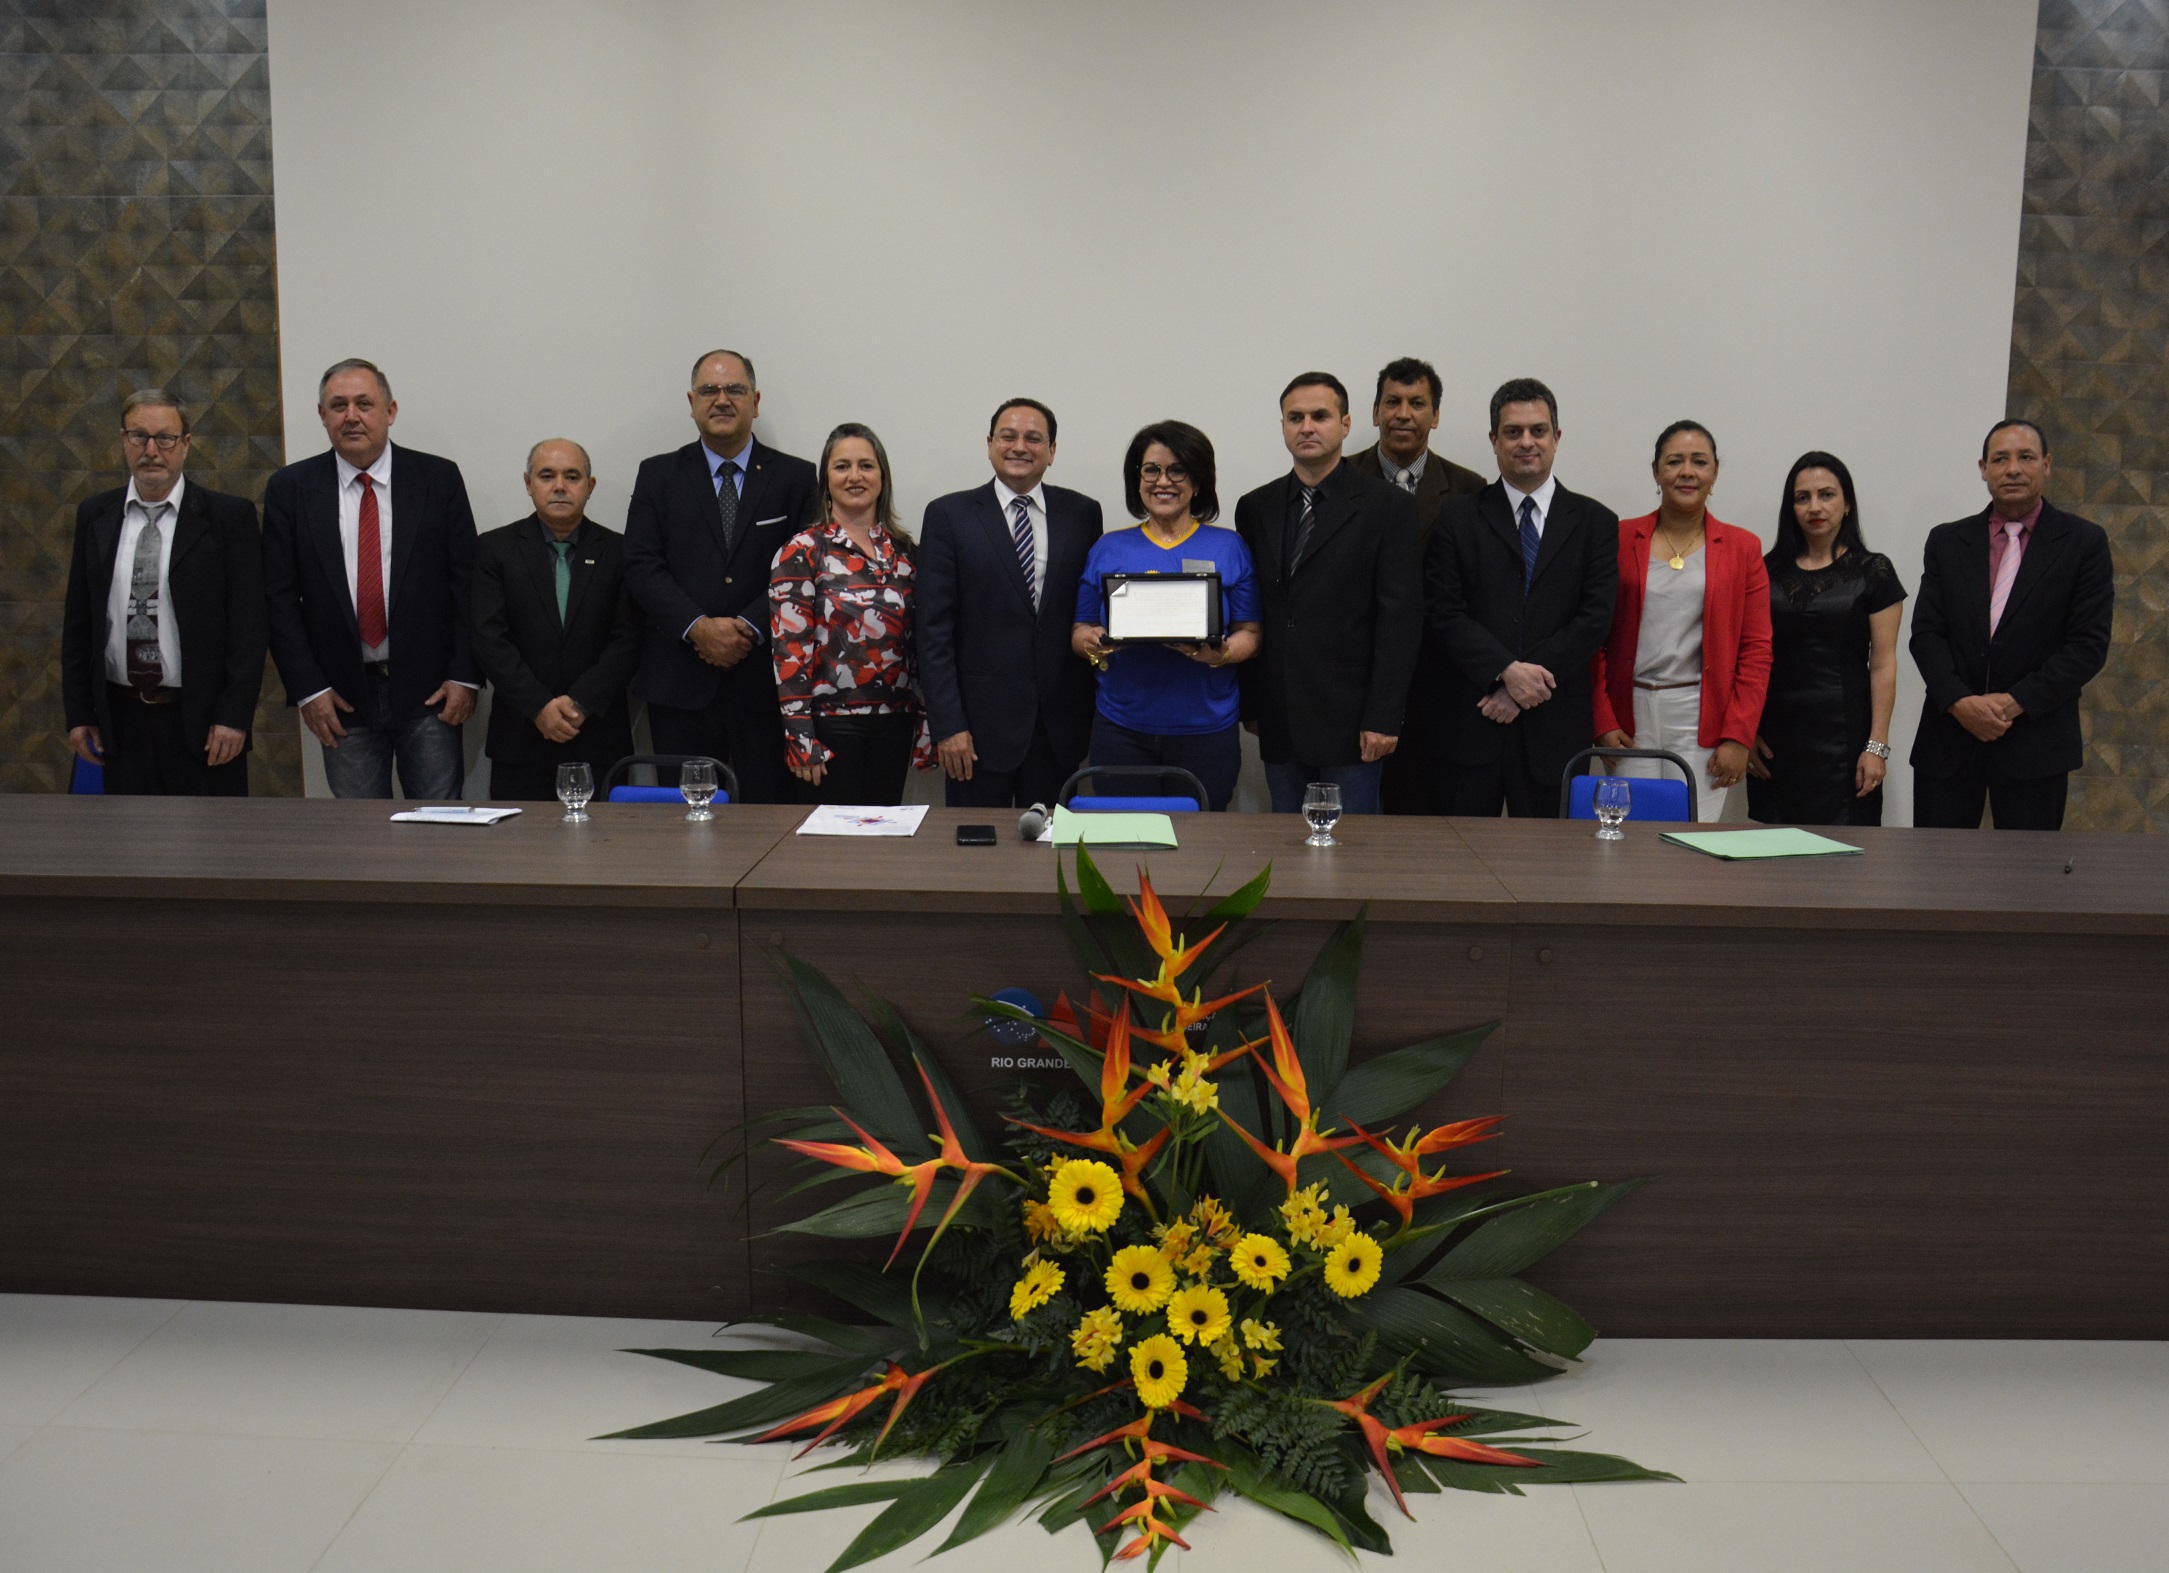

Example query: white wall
[266,0,2039,819]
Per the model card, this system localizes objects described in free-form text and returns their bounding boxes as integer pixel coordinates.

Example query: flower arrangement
[612,850,1667,1567]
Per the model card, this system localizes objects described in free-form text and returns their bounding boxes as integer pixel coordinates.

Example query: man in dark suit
[622,349,817,802]
[471,439,643,801]
[1910,419,2113,830]
[1235,372,1425,815]
[1354,356,1487,815]
[917,397,1103,809]
[262,358,480,799]
[61,388,266,794]
[1421,377,1619,817]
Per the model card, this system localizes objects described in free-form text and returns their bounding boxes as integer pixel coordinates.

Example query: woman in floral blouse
[769,423,932,805]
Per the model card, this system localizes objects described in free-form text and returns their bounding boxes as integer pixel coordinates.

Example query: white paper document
[390,805,523,825]
[794,804,930,837]
[1107,577,1214,641]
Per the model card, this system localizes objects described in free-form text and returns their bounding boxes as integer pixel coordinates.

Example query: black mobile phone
[956,823,998,846]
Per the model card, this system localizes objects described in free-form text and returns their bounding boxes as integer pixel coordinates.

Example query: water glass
[1302,781,1343,847]
[556,761,593,823]
[679,758,718,822]
[1593,778,1631,840]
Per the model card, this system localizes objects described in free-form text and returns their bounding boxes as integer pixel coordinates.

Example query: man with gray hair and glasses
[262,358,480,798]
[623,348,816,801]
[61,387,266,793]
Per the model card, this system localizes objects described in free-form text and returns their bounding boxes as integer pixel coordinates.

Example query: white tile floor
[0,1293,2161,1572]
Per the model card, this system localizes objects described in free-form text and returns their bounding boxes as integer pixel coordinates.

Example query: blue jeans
[1086,715,1242,811]
[1265,759,1383,816]
[320,668,466,800]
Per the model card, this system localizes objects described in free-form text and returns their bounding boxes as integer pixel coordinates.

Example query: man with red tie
[1909,419,2113,830]
[263,359,481,798]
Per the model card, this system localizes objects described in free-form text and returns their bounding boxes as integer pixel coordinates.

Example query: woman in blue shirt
[1072,421,1262,810]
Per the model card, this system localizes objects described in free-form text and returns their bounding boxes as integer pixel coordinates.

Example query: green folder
[1049,806,1179,849]
[1660,827,1864,860]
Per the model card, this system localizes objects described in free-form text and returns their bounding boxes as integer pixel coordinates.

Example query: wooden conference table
[2,796,2163,1338]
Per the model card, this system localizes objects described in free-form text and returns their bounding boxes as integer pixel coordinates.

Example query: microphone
[1017,803,1050,841]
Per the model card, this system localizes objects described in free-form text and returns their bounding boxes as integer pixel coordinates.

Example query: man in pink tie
[263,359,480,798]
[1909,419,2114,829]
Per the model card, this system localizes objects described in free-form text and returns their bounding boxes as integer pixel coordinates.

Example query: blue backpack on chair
[1558,747,1698,823]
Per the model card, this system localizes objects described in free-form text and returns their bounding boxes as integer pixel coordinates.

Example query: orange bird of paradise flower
[1089,874,1263,1055]
[1008,1008,1172,1204]
[1333,1116,1509,1231]
[1318,1374,1542,1519]
[751,1357,956,1458]
[1217,994,1366,1192]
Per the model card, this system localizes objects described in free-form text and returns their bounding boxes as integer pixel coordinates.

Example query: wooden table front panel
[0,897,748,1320]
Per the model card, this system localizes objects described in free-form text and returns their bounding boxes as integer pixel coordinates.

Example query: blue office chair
[70,755,105,794]
[600,753,737,806]
[1558,747,1699,824]
[1057,765,1208,814]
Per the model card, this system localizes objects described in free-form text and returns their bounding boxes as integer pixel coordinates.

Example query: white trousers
[1620,683,1732,823]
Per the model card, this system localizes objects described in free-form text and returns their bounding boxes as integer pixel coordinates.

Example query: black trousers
[1913,763,2069,830]
[1441,727,1558,818]
[944,715,1073,811]
[648,669,792,804]
[102,686,247,796]
[1085,714,1242,811]
[797,712,915,806]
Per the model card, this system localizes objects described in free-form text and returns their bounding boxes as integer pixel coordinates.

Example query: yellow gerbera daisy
[1323,1231,1383,1298]
[1071,1305,1124,1372]
[1229,1233,1290,1290]
[1008,1259,1065,1320]
[1130,1333,1189,1408]
[1239,1317,1282,1352]
[1106,1244,1175,1313]
[1165,1283,1231,1346]
[1047,1158,1124,1234]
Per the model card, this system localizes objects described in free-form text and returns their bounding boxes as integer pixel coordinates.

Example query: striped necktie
[125,501,169,690]
[1011,496,1036,606]
[1518,495,1540,589]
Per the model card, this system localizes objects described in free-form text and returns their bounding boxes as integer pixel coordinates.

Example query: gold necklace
[1657,523,1700,570]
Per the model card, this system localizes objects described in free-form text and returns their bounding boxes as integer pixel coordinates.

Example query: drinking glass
[1593,778,1631,840]
[556,761,593,823]
[679,758,718,822]
[1302,781,1343,847]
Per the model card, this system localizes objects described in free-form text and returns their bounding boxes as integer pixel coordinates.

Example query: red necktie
[356,474,387,648]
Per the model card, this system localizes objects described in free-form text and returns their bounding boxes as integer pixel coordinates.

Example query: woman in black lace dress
[1748,452,1906,825]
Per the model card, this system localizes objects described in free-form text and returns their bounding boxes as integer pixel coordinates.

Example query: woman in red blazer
[1591,421,1772,821]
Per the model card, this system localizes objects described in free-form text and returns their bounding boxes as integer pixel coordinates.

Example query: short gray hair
[120,387,190,434]
[689,348,756,390]
[525,438,594,473]
[318,358,393,403]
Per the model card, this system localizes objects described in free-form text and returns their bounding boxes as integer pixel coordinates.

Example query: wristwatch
[1863,739,1892,760]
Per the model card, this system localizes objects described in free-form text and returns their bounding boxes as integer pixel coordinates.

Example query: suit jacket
[916,480,1103,773]
[622,437,818,711]
[471,515,642,769]
[1423,479,1619,777]
[61,480,267,771]
[1592,513,1772,749]
[1909,502,2113,780]
[1345,443,1486,531]
[261,444,479,720]
[1235,458,1426,766]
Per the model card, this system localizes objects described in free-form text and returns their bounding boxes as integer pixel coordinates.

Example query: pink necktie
[357,475,387,648]
[1988,520,2024,636]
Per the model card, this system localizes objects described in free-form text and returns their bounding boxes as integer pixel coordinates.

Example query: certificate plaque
[1103,572,1223,643]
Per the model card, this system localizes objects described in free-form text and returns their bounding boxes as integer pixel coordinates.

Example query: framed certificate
[1103,573,1222,643]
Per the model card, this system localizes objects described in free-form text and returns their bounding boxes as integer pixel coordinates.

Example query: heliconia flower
[1104,1498,1193,1560]
[1052,1405,1220,1467]
[1335,1116,1509,1231]
[1217,996,1366,1193]
[1127,872,1223,979]
[752,1358,952,1459]
[1008,1010,1172,1204]
[773,1112,944,1269]
[1316,1374,1542,1519]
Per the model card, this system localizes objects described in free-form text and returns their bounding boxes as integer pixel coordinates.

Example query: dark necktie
[1518,495,1540,590]
[1289,485,1319,571]
[1011,496,1037,606]
[551,537,573,622]
[716,461,741,554]
[125,501,168,690]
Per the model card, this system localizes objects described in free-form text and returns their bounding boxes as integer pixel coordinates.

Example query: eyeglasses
[1138,463,1190,483]
[123,430,185,451]
[694,383,754,402]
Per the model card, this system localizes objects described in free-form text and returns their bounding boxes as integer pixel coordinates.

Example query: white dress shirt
[105,476,186,686]
[1502,473,1559,539]
[992,478,1051,607]
[336,446,396,662]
